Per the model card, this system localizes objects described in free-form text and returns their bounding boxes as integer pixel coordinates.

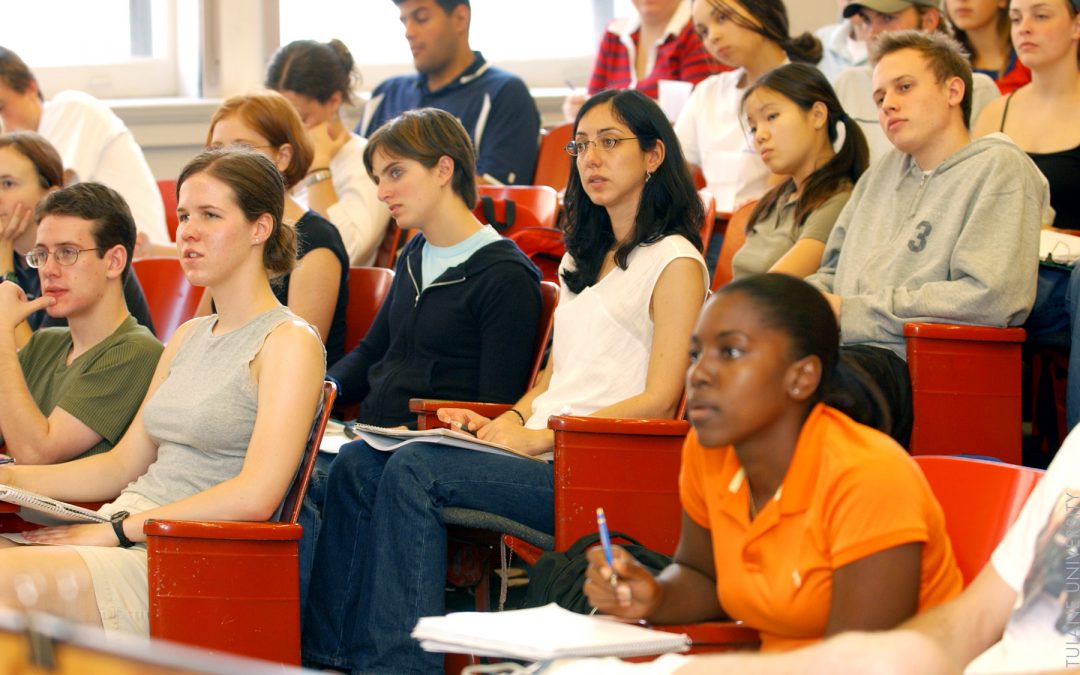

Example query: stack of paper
[412,603,690,661]
[1040,229,1080,266]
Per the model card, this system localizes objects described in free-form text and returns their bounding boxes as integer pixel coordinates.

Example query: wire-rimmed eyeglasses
[24,246,103,268]
[564,136,639,156]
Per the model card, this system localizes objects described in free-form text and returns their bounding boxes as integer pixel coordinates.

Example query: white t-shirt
[674,69,773,213]
[526,235,707,459]
[38,90,167,242]
[834,65,1002,166]
[966,430,1080,673]
[292,133,390,267]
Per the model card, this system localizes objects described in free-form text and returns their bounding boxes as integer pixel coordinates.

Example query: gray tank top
[126,306,298,507]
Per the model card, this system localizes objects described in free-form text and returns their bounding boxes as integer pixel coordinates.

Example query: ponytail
[743,63,868,233]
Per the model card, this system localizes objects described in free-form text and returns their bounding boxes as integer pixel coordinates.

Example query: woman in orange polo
[585,273,962,651]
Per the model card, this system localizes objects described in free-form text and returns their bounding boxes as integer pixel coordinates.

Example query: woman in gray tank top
[0,147,326,637]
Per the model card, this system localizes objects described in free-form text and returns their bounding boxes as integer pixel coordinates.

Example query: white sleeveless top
[527,235,706,439]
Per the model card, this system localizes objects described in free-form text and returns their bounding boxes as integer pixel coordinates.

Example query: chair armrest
[409,399,514,430]
[903,322,1025,343]
[549,416,691,436]
[652,622,761,653]
[549,415,690,552]
[144,519,302,541]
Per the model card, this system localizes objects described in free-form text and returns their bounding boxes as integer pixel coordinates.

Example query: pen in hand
[454,420,476,437]
[596,507,618,587]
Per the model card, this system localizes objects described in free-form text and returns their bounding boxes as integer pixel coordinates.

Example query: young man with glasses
[0,182,162,464]
[356,0,541,185]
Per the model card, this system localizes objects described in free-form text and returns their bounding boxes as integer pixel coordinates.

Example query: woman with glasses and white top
[302,89,708,674]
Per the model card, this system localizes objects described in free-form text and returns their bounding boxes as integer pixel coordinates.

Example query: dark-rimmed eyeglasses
[25,246,103,268]
[565,136,639,156]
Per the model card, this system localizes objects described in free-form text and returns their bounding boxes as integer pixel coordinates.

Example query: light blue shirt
[420,225,503,291]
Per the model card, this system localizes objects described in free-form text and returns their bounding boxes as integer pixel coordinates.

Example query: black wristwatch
[1,271,18,288]
[110,510,136,548]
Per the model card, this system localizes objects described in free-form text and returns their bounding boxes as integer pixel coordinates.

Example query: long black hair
[562,89,702,295]
[719,273,890,432]
[742,63,869,231]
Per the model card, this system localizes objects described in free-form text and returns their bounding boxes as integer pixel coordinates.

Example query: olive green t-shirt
[15,315,163,460]
[731,184,852,280]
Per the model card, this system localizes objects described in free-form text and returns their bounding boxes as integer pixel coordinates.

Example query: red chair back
[157,179,179,241]
[375,220,402,268]
[527,282,559,387]
[699,189,717,256]
[905,323,1026,463]
[533,122,573,192]
[132,257,204,343]
[711,200,756,292]
[278,380,338,524]
[344,267,395,353]
[914,455,1042,585]
[473,185,560,237]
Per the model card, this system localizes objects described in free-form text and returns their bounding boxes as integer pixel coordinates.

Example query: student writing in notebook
[585,274,962,651]
[303,89,708,674]
[0,148,325,638]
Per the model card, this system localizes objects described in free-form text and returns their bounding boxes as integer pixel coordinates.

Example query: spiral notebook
[0,484,109,525]
[412,603,690,661]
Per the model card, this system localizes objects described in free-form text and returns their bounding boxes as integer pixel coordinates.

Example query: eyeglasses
[25,246,102,268]
[565,136,639,157]
[208,142,275,152]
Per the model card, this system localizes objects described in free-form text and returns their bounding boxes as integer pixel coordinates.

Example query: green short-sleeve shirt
[731,184,852,280]
[16,315,163,460]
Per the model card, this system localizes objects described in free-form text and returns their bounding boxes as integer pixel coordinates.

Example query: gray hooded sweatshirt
[807,133,1050,359]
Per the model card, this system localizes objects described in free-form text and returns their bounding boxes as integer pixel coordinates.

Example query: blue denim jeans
[1027,265,1080,431]
[298,451,337,623]
[301,440,554,674]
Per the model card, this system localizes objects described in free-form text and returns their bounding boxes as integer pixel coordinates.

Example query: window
[6,0,177,99]
[278,0,638,90]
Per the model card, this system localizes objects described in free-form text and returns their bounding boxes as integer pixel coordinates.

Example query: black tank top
[1000,91,1080,230]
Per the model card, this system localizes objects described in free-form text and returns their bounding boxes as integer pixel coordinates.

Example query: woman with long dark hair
[303,89,709,674]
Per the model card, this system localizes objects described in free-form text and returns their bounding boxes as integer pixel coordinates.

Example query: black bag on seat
[522,531,672,614]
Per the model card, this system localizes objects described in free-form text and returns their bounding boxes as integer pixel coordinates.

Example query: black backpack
[521,532,672,614]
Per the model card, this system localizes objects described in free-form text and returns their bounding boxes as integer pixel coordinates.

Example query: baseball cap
[843,0,940,18]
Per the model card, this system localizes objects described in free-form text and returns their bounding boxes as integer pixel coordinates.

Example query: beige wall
[789,1,842,35]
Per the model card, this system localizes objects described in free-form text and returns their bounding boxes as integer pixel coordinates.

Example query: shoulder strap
[999,91,1017,133]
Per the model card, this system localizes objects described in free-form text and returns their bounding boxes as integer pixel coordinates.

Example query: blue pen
[596,507,618,587]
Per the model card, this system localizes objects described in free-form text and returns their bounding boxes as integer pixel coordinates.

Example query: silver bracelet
[304,168,332,187]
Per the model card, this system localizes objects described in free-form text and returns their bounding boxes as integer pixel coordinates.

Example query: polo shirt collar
[718,403,829,524]
[414,51,490,95]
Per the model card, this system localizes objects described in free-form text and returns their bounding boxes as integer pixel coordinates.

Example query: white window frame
[30,0,182,100]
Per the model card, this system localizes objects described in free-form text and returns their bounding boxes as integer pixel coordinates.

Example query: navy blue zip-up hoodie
[329,233,543,428]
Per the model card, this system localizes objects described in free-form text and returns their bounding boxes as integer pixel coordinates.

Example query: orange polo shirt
[679,404,962,652]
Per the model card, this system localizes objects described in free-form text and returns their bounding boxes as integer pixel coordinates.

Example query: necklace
[748,485,761,521]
